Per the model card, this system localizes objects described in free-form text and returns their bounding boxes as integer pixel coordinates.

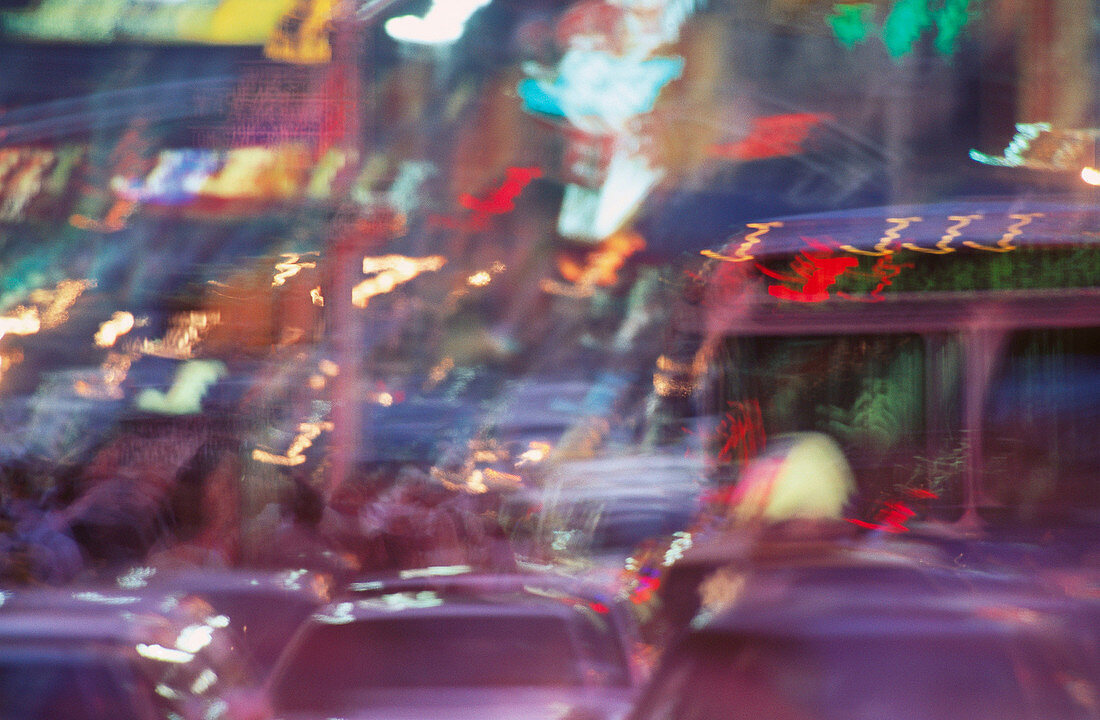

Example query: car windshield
[271,613,588,712]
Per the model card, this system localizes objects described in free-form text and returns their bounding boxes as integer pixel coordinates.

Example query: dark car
[0,588,260,720]
[627,586,1100,720]
[267,574,647,720]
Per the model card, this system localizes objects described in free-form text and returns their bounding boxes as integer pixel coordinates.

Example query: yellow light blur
[95,311,136,347]
[310,287,324,306]
[352,255,446,308]
[516,441,551,466]
[74,352,133,400]
[251,420,334,467]
[132,311,219,359]
[465,468,488,494]
[33,279,91,329]
[467,271,492,286]
[423,357,454,391]
[0,307,41,340]
[319,359,339,376]
[1082,166,1100,185]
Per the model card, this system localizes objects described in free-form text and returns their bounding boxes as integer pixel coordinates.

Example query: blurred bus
[672,198,1100,532]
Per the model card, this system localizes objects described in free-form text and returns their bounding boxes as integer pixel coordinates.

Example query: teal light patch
[882,0,933,59]
[934,0,975,56]
[829,3,875,48]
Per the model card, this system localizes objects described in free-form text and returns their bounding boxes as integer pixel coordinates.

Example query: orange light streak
[842,216,922,256]
[251,420,334,467]
[70,198,138,233]
[701,221,783,264]
[544,231,645,297]
[902,214,981,254]
[273,252,318,287]
[963,212,1043,252]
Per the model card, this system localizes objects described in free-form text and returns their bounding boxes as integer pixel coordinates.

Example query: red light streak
[847,489,938,533]
[847,501,915,533]
[710,113,832,161]
[433,166,543,231]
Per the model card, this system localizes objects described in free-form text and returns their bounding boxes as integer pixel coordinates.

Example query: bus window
[706,332,967,523]
[983,328,1100,525]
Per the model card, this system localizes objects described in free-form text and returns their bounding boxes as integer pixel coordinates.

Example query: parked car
[267,574,646,720]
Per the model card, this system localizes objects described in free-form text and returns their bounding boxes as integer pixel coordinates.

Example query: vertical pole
[325,2,366,500]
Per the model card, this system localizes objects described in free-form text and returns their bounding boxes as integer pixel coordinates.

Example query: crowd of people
[0,455,521,586]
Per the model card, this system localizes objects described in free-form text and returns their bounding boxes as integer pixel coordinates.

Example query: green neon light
[828,3,874,48]
[829,0,979,61]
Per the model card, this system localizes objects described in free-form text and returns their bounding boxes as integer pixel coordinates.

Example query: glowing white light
[317,601,356,625]
[1082,166,1100,185]
[176,624,214,654]
[385,0,492,45]
[190,668,218,695]
[398,565,472,579]
[72,591,140,605]
[117,566,156,589]
[155,683,183,700]
[137,643,194,664]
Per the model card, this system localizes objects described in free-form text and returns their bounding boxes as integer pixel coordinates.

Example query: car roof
[115,565,334,602]
[342,570,629,616]
[0,608,170,646]
[696,586,1092,643]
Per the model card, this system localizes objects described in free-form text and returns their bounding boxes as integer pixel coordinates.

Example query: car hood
[274,686,634,720]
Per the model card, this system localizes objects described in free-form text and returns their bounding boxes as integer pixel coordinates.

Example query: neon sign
[836,253,914,302]
[756,237,858,303]
[714,399,765,464]
[701,222,783,263]
[970,123,1097,173]
[829,0,979,60]
[707,213,1046,266]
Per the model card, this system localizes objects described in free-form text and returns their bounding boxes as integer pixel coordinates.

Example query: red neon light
[847,501,915,533]
[837,252,914,302]
[847,490,936,533]
[434,166,543,231]
[756,237,858,303]
[715,399,765,464]
[710,113,832,161]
